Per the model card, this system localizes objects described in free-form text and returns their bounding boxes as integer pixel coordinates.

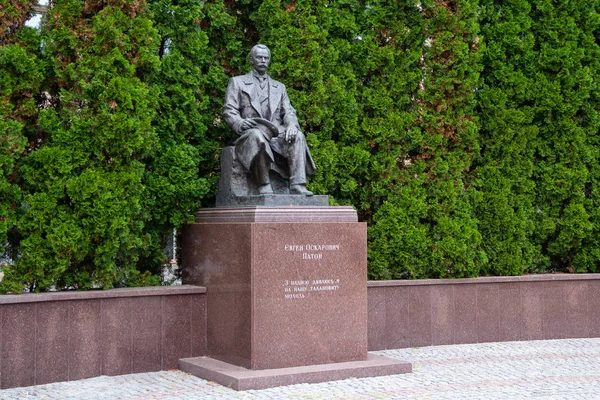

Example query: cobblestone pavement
[3,339,600,399]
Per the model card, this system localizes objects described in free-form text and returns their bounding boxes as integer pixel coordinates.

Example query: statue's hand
[240,119,257,131]
[285,125,299,143]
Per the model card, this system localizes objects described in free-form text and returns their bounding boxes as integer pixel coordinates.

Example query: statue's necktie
[257,77,270,119]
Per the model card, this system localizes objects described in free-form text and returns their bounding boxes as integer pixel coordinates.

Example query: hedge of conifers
[2,0,600,292]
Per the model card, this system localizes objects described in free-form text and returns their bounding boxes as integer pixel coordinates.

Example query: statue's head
[250,44,271,75]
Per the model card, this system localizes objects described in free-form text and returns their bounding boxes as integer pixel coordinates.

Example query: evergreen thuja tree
[351,0,429,279]
[2,0,161,291]
[475,0,539,275]
[528,0,600,272]
[0,0,33,45]
[0,1,41,263]
[577,2,600,272]
[139,0,220,274]
[416,0,485,278]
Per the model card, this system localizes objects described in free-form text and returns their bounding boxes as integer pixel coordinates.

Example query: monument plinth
[180,206,411,390]
[179,44,410,390]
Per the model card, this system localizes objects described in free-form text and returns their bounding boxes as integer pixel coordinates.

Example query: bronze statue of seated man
[222,44,315,196]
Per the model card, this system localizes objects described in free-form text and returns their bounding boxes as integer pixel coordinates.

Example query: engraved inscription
[283,279,340,300]
[284,243,340,261]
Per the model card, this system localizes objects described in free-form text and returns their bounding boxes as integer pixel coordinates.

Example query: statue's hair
[250,44,271,59]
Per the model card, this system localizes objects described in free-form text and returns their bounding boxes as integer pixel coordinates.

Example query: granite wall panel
[384,287,410,349]
[0,286,206,389]
[101,298,133,376]
[367,275,600,351]
[131,297,163,373]
[367,287,386,351]
[542,282,567,340]
[431,285,455,346]
[408,286,432,347]
[162,295,193,369]
[35,301,70,385]
[497,283,524,342]
[0,306,2,389]
[183,223,252,368]
[69,299,102,380]
[1,303,36,389]
[563,281,589,339]
[190,294,207,357]
[521,282,544,340]
[476,284,500,343]
[453,284,477,345]
[588,280,600,338]
[2,275,600,389]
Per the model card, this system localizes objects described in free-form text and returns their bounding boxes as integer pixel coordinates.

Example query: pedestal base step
[179,353,412,391]
[217,194,329,207]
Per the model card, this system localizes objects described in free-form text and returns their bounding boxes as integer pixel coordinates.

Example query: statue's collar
[251,70,269,81]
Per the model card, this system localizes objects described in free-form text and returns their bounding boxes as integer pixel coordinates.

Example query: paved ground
[3,338,600,399]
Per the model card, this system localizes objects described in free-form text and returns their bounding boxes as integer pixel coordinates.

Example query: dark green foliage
[477,0,600,274]
[0,35,41,261]
[476,0,539,275]
[527,0,600,273]
[0,5,43,270]
[3,0,600,291]
[6,2,161,291]
[0,0,33,45]
[139,0,217,272]
[368,0,486,279]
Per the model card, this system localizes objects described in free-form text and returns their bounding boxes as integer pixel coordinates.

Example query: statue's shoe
[290,185,313,196]
[258,184,274,194]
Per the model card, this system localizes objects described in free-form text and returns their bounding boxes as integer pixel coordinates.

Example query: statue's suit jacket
[222,72,316,177]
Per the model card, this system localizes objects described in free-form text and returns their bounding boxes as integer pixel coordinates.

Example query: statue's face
[251,48,270,74]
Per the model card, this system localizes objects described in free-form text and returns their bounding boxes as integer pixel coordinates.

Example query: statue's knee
[246,129,263,140]
[292,131,306,146]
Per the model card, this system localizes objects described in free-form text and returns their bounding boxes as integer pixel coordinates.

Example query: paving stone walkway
[3,338,600,399]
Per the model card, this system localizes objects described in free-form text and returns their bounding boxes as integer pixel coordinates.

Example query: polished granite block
[182,215,368,370]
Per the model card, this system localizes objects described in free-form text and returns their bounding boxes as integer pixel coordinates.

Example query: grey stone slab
[195,206,357,223]
[179,353,411,391]
[217,194,329,207]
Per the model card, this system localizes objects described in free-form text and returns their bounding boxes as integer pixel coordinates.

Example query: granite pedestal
[181,206,411,389]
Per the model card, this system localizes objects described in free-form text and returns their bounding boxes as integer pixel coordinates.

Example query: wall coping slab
[0,285,206,305]
[367,273,600,287]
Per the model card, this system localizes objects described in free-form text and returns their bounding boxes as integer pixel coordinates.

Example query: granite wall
[368,274,600,350]
[3,274,600,390]
[0,286,206,389]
